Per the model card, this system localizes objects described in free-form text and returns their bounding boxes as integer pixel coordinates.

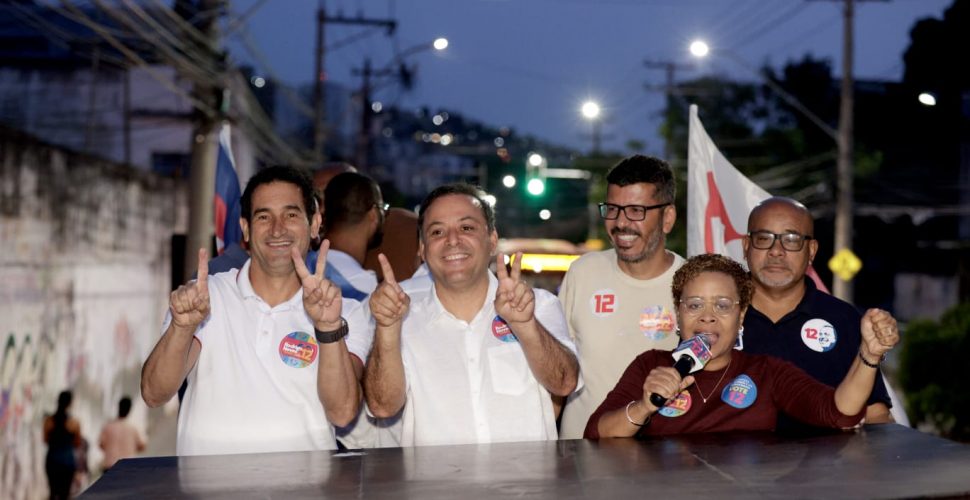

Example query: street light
[918,92,937,106]
[581,100,602,154]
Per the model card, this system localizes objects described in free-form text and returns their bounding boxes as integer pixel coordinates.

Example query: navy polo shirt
[742,277,891,410]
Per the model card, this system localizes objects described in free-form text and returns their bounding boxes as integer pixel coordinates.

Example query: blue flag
[214,124,242,254]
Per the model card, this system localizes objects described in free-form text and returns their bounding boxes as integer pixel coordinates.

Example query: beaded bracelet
[858,351,884,368]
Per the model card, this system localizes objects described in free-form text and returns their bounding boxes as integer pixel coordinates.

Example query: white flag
[687,105,769,262]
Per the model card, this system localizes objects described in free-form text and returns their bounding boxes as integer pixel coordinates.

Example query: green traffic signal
[526,178,545,196]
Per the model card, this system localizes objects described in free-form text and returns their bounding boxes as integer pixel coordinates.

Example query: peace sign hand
[292,240,342,330]
[170,248,211,330]
[369,254,410,328]
[494,252,535,325]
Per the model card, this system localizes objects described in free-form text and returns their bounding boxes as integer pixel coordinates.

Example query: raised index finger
[509,251,523,281]
[495,253,509,280]
[196,248,209,288]
[378,253,398,286]
[291,246,311,281]
[315,239,330,278]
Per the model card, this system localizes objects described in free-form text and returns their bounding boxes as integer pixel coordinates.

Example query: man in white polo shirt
[363,183,580,447]
[141,166,369,456]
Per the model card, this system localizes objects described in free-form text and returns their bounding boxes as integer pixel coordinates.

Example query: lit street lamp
[581,100,602,154]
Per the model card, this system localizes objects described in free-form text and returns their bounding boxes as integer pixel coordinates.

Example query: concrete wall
[0,128,183,499]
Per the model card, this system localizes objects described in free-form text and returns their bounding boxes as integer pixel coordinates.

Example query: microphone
[648,336,713,408]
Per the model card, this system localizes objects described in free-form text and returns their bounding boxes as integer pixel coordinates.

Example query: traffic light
[526,178,545,196]
[525,152,546,197]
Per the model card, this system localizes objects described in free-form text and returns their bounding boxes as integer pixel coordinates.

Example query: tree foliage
[899,303,970,442]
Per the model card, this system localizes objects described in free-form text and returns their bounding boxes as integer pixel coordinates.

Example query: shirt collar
[235,258,304,310]
[421,272,498,324]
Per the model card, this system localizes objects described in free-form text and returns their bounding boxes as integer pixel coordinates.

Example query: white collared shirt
[172,259,371,456]
[394,273,578,447]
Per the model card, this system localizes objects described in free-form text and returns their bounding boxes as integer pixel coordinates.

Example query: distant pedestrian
[44,390,81,500]
[98,396,145,470]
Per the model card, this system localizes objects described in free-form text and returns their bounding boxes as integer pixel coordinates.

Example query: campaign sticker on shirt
[639,305,676,341]
[492,316,517,343]
[658,390,692,417]
[278,332,318,368]
[801,318,837,352]
[589,289,617,317]
[721,374,757,409]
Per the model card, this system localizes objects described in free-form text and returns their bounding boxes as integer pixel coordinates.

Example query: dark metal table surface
[82,424,970,499]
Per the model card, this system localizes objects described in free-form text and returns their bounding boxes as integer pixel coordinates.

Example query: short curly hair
[672,254,754,311]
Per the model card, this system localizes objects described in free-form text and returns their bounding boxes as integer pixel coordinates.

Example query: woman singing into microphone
[585,254,899,439]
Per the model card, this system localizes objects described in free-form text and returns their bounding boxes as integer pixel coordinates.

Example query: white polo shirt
[173,259,372,456]
[395,273,578,447]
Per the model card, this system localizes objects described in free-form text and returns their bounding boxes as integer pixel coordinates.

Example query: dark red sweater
[584,350,864,439]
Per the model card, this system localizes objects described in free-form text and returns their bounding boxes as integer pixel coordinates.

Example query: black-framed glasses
[747,231,813,251]
[374,202,390,215]
[598,202,669,221]
[679,296,740,317]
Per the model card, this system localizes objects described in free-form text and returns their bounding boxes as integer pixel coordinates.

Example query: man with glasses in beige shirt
[558,155,684,439]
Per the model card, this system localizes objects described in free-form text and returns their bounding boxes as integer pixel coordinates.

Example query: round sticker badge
[658,390,692,417]
[721,374,758,409]
[492,316,517,343]
[801,318,837,352]
[278,332,318,368]
[639,305,676,341]
[589,289,617,318]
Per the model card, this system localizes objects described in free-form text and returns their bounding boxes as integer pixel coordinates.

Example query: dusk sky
[230,0,953,156]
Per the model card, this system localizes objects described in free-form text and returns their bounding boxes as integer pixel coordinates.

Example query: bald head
[743,196,818,292]
[747,197,814,236]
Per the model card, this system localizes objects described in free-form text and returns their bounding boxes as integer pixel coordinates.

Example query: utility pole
[645,59,693,161]
[354,58,373,169]
[833,0,855,302]
[809,0,886,302]
[312,4,326,161]
[185,0,226,280]
[312,8,395,164]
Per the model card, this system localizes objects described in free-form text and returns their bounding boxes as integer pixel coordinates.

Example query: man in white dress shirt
[363,183,580,446]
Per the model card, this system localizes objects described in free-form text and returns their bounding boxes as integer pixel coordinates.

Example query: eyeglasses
[598,202,669,221]
[747,231,813,251]
[374,202,390,215]
[679,297,740,317]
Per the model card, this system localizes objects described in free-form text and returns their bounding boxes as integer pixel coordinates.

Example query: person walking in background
[44,390,81,499]
[98,396,145,470]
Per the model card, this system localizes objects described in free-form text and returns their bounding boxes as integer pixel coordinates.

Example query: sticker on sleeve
[721,374,757,408]
[492,316,517,343]
[800,318,837,352]
[639,305,676,341]
[589,289,617,317]
[278,332,318,368]
[657,390,692,417]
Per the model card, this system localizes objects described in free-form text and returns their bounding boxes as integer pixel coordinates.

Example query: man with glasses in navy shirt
[741,197,897,428]
[558,155,685,439]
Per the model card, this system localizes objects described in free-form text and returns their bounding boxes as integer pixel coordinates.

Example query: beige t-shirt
[558,249,683,439]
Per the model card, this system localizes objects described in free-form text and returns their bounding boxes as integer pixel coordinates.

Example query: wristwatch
[314,318,349,344]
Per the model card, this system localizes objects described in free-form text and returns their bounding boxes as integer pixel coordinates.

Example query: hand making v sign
[292,240,342,331]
